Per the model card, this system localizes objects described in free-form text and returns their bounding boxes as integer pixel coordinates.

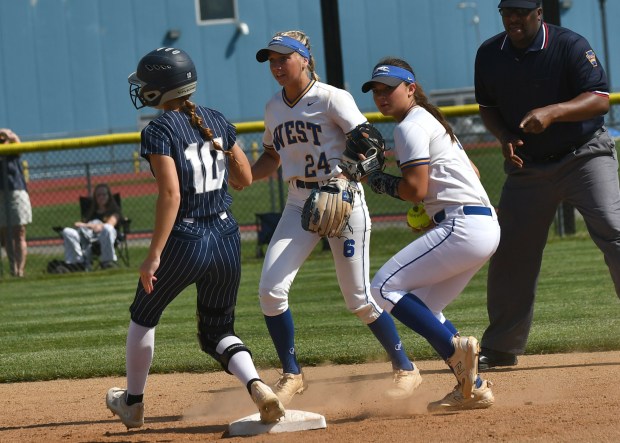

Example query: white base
[228,409,326,436]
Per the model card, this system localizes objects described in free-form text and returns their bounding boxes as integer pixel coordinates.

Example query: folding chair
[255,212,282,258]
[79,193,131,267]
[52,193,131,270]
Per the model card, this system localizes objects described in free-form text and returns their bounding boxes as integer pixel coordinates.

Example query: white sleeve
[394,121,431,168]
[262,127,273,149]
[324,89,366,166]
[328,89,366,134]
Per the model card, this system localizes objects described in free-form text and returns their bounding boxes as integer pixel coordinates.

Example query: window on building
[196,0,238,24]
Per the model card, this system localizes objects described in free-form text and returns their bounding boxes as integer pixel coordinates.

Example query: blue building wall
[0,0,617,141]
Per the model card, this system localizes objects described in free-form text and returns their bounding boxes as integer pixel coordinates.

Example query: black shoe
[100,261,119,270]
[66,262,87,272]
[478,347,518,371]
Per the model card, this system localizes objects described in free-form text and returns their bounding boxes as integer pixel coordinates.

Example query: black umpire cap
[498,0,541,8]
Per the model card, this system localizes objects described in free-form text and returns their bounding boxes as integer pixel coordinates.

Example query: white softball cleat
[385,366,423,400]
[106,387,144,429]
[273,372,307,406]
[427,379,495,412]
[447,335,479,398]
[250,380,286,424]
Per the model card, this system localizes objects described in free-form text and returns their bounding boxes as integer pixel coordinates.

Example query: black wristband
[367,171,402,200]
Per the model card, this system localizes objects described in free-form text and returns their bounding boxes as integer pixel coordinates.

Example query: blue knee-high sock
[367,311,414,371]
[442,318,459,336]
[391,293,455,360]
[264,309,300,374]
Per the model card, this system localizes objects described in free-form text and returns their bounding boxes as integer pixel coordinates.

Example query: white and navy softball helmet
[128,47,197,109]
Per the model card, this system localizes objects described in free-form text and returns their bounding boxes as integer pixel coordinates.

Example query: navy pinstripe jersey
[141,106,236,223]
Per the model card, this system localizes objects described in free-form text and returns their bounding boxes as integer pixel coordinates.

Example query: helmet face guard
[128,47,197,110]
[128,73,148,109]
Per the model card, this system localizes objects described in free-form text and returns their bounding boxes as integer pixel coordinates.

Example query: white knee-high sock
[126,320,155,396]
[216,336,260,386]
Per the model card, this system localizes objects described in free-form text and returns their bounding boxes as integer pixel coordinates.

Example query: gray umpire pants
[482,130,620,355]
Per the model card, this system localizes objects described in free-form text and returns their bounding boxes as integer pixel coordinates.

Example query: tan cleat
[384,366,423,400]
[427,379,495,412]
[273,372,307,405]
[106,387,144,429]
[250,380,286,424]
[446,335,479,399]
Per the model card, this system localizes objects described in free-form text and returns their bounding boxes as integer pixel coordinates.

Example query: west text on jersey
[272,121,322,150]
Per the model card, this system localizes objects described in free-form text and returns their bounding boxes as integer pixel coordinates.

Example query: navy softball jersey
[475,22,608,158]
[130,107,242,328]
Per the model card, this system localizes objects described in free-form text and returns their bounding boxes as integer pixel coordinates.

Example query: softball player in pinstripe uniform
[105,48,284,429]
[250,31,418,405]
[362,58,500,411]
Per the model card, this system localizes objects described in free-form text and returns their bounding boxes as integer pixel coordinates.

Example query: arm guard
[367,171,403,200]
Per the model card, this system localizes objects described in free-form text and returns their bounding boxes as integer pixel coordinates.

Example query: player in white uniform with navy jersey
[105,47,284,429]
[249,31,418,405]
[361,58,500,411]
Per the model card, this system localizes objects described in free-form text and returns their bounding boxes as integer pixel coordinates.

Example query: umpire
[475,0,620,369]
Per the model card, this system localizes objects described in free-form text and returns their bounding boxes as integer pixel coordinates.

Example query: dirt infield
[2,351,618,442]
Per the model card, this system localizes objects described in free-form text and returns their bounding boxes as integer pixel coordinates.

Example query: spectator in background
[61,183,120,270]
[0,128,32,278]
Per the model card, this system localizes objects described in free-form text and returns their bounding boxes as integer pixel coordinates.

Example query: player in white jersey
[249,31,418,405]
[361,58,500,411]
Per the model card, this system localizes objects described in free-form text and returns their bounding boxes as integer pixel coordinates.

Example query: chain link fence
[2,103,619,279]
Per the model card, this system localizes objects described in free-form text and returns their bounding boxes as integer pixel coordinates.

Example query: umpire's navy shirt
[475,22,609,159]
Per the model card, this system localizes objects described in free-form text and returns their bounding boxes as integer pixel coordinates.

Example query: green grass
[1,228,619,383]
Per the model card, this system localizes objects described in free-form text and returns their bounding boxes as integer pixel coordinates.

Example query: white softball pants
[372,205,500,321]
[259,181,382,324]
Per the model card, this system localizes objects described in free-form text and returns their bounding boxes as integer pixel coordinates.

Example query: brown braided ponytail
[181,99,239,165]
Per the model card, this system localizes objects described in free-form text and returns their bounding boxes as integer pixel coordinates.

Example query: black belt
[433,206,492,224]
[295,180,320,189]
[522,128,605,163]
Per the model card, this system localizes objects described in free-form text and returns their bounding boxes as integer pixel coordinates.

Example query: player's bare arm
[479,106,524,168]
[520,92,610,134]
[250,147,281,182]
[228,143,252,190]
[140,154,180,294]
[399,164,429,203]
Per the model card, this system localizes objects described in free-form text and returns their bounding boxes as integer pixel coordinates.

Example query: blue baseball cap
[361,65,416,93]
[498,0,541,8]
[256,35,310,63]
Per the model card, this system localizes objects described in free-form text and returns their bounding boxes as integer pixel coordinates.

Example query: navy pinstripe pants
[130,216,241,330]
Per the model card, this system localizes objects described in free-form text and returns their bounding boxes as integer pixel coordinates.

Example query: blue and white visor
[361,65,416,93]
[256,35,310,63]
